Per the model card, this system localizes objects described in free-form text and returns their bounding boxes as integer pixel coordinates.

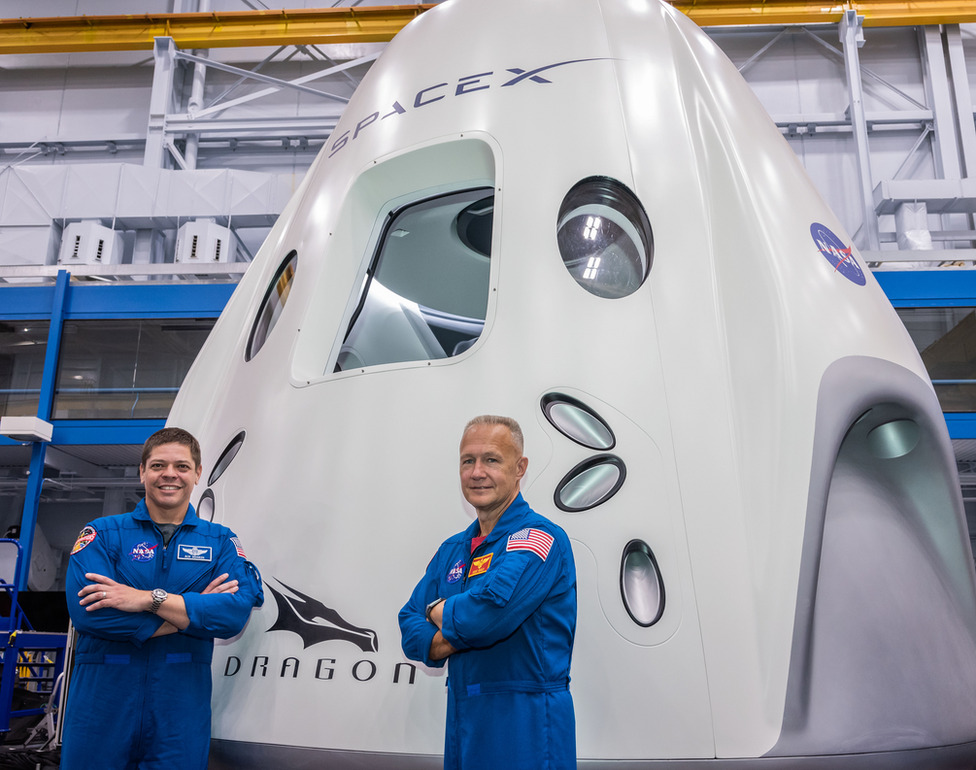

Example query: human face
[139,443,202,522]
[459,424,528,522]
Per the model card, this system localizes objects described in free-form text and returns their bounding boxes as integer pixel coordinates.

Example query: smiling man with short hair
[399,415,578,770]
[60,427,264,770]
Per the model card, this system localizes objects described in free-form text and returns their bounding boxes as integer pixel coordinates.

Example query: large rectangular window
[53,319,215,420]
[896,307,976,412]
[0,322,49,418]
[335,188,492,373]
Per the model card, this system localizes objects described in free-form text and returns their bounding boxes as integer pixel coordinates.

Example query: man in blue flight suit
[61,427,263,770]
[399,415,577,770]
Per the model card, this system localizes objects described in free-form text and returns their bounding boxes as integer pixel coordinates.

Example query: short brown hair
[141,427,201,469]
[462,415,524,455]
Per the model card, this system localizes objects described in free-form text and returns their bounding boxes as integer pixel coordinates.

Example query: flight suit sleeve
[65,524,165,647]
[181,532,264,639]
[440,529,568,651]
[398,546,447,669]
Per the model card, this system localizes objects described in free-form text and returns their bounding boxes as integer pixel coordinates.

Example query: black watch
[425,598,445,623]
[150,588,168,614]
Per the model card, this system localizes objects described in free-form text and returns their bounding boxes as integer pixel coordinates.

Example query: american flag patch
[231,537,247,558]
[506,528,554,561]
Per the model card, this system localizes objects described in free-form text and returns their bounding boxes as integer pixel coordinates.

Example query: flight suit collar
[131,498,200,528]
[466,493,532,547]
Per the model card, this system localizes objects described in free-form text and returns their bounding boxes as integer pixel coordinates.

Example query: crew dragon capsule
[166,0,976,766]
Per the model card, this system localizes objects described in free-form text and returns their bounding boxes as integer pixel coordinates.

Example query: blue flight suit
[61,500,263,770]
[399,493,577,770]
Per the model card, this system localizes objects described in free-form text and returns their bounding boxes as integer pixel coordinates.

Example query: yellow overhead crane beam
[0,6,435,55]
[1,1,975,55]
[673,0,976,27]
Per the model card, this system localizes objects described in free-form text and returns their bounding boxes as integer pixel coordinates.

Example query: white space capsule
[167,0,976,766]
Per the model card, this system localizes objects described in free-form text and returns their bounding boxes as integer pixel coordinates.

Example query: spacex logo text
[328,58,611,158]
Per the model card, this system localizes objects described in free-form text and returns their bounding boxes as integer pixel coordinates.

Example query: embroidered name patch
[177,544,212,562]
[230,537,247,558]
[468,553,493,577]
[130,542,157,562]
[507,528,554,561]
[71,526,97,555]
[447,559,465,584]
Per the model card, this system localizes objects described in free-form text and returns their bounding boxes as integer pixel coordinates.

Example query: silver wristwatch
[150,588,168,614]
[425,598,445,623]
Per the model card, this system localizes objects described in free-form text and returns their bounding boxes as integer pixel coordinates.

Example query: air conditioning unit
[58,221,123,266]
[175,221,236,264]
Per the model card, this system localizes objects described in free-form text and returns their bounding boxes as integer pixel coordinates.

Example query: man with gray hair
[399,415,578,769]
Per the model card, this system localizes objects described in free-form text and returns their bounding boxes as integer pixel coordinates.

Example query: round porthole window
[246,250,298,361]
[554,454,626,512]
[620,540,665,627]
[197,489,215,522]
[208,431,245,486]
[541,393,614,450]
[556,177,652,299]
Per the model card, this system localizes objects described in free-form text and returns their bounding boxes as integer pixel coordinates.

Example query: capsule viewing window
[541,393,614,450]
[198,489,215,522]
[556,177,652,299]
[335,188,492,373]
[554,454,626,512]
[620,540,664,626]
[246,251,298,361]
[208,431,245,486]
[866,419,921,459]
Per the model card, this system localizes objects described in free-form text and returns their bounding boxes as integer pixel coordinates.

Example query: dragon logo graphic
[266,579,379,653]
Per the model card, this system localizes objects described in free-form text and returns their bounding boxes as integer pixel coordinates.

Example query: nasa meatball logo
[447,559,465,583]
[129,542,157,562]
[267,579,379,653]
[811,222,866,286]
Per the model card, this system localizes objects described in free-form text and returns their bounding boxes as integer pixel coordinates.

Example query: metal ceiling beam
[673,0,976,27]
[4,1,976,56]
[0,5,436,54]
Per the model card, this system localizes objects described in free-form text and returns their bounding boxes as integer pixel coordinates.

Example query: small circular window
[246,250,298,361]
[556,177,652,299]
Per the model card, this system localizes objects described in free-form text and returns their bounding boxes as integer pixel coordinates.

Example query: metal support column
[144,37,177,170]
[919,25,963,179]
[17,270,70,592]
[944,24,976,177]
[184,0,211,170]
[840,10,880,250]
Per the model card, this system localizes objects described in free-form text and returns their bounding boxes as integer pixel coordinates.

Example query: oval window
[554,454,626,512]
[246,251,298,361]
[541,393,614,450]
[620,540,665,627]
[208,431,245,486]
[867,419,920,459]
[197,488,215,522]
[556,177,652,299]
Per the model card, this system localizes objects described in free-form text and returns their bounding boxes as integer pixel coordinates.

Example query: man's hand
[202,574,238,595]
[429,630,457,661]
[82,571,240,639]
[79,573,153,613]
